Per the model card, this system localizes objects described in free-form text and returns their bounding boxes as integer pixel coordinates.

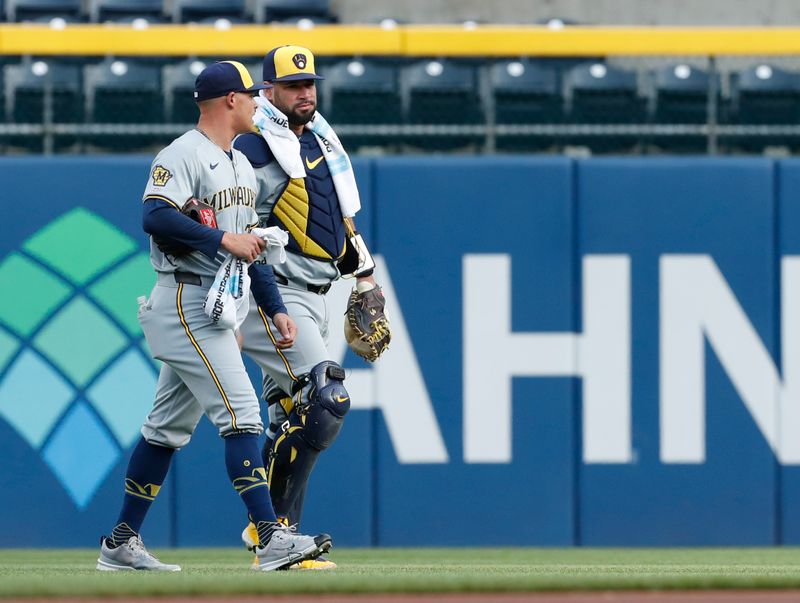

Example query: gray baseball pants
[139,272,263,449]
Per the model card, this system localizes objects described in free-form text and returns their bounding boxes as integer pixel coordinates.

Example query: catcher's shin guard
[267,361,350,521]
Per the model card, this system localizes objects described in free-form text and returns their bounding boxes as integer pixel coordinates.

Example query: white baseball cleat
[253,526,332,572]
[96,535,181,572]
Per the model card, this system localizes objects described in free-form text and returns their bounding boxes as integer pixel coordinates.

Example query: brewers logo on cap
[263,45,324,82]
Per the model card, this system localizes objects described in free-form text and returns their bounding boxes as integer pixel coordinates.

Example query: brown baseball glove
[153,197,217,257]
[344,282,391,362]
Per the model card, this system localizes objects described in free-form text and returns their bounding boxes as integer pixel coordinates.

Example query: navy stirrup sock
[111,436,175,546]
[225,433,277,528]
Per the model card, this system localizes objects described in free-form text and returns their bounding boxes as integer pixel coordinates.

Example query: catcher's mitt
[153,197,217,256]
[344,282,391,362]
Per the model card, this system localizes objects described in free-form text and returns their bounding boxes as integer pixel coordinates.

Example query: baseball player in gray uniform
[234,46,385,570]
[96,61,331,573]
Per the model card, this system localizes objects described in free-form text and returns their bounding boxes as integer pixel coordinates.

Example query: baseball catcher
[234,44,391,570]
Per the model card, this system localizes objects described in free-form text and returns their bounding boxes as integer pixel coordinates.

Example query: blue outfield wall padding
[777,158,800,545]
[577,158,777,545]
[0,156,169,547]
[0,154,799,547]
[372,157,576,546]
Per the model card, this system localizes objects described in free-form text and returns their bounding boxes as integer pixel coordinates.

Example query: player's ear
[225,91,237,109]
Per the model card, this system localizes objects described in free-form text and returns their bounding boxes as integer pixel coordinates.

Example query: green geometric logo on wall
[0,208,156,508]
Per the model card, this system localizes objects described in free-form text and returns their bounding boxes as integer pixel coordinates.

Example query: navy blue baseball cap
[194,61,269,101]
[263,45,324,83]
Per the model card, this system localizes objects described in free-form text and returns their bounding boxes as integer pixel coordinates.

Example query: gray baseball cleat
[96,535,181,572]
[253,526,332,572]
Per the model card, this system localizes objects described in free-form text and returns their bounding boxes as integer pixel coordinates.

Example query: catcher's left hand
[344,282,391,362]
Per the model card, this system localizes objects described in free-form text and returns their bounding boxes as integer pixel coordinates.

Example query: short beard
[287,107,315,127]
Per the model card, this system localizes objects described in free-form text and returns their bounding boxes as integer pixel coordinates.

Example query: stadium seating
[84,58,163,150]
[724,64,800,152]
[172,0,247,23]
[22,13,81,24]
[89,0,164,23]
[242,60,265,84]
[403,59,484,151]
[651,64,716,152]
[163,58,206,124]
[5,58,82,151]
[6,0,80,21]
[565,62,645,152]
[254,0,333,23]
[729,64,800,123]
[324,59,400,149]
[566,62,644,123]
[1,27,799,157]
[490,59,561,152]
[194,15,251,25]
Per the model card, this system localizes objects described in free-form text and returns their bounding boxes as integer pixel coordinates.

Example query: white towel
[252,94,361,217]
[203,228,289,331]
[203,256,250,331]
[252,226,289,265]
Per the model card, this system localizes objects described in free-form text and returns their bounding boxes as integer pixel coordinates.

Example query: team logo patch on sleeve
[151,165,172,187]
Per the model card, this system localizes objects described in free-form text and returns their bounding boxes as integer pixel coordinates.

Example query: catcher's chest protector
[268,132,346,261]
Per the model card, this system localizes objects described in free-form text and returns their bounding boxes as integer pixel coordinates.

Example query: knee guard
[266,361,350,523]
[294,360,350,450]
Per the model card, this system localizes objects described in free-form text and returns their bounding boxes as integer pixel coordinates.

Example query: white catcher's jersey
[143,128,259,279]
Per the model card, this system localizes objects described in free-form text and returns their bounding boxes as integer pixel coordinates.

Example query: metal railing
[4,122,800,155]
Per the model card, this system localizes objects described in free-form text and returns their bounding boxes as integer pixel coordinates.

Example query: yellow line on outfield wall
[0,24,799,56]
[404,26,800,56]
[0,24,401,56]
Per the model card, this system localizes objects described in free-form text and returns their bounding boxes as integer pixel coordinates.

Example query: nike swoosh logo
[305,155,324,170]
[336,395,349,403]
[210,162,219,170]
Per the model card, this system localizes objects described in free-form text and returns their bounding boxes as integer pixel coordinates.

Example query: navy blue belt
[174,271,202,286]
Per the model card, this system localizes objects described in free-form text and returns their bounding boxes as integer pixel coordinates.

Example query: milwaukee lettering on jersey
[203,186,257,212]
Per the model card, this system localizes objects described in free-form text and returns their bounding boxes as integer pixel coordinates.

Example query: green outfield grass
[3,548,800,597]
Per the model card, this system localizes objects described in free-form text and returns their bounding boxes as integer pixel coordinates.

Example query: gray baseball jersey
[140,129,264,448]
[143,128,259,278]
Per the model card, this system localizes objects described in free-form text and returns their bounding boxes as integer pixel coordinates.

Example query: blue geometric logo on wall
[0,208,156,508]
